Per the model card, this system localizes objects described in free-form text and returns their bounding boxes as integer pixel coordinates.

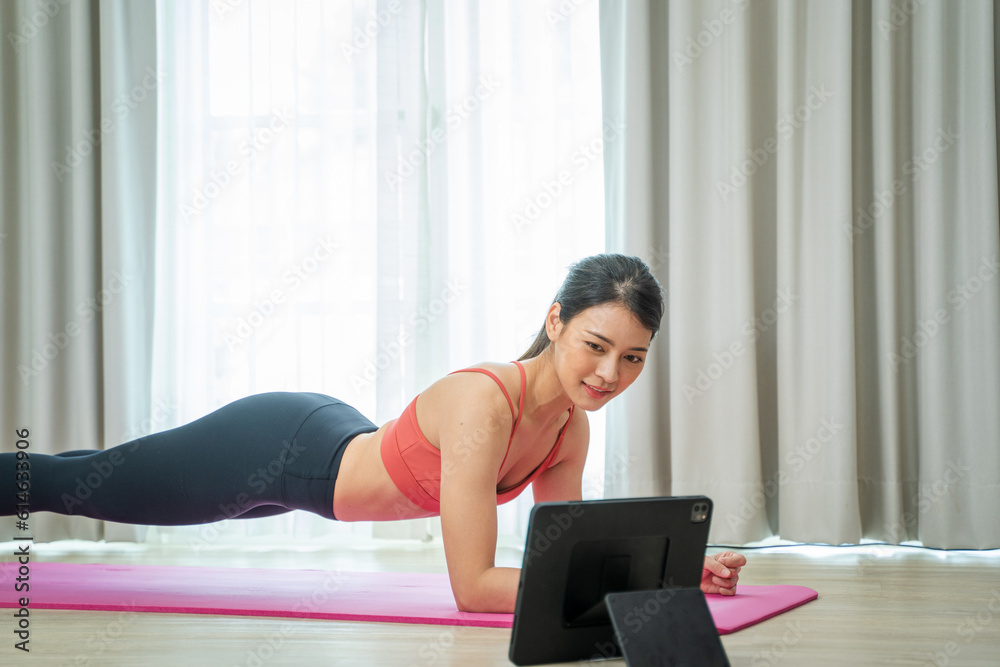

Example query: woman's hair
[518,253,664,360]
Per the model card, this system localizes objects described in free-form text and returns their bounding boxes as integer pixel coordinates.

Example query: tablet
[508,496,713,666]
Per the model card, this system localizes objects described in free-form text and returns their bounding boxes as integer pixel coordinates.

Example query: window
[153,0,607,546]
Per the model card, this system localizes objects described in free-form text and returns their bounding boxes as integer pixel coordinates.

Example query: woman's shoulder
[442,360,522,393]
[422,361,522,411]
[415,362,519,446]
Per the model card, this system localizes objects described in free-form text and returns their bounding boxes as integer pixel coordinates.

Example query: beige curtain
[0,0,158,542]
[600,0,1000,549]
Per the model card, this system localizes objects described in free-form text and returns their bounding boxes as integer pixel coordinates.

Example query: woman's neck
[518,350,575,424]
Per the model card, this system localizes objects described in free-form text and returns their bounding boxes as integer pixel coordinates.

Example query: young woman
[2,254,744,613]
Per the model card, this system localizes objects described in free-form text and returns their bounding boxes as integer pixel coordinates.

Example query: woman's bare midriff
[332,424,438,522]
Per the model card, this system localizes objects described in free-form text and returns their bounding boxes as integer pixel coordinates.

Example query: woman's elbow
[452,578,488,612]
[453,590,477,612]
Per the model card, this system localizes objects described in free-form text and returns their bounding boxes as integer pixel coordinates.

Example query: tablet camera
[690,502,710,523]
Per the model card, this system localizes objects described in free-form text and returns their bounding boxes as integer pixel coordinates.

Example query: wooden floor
[2,540,998,666]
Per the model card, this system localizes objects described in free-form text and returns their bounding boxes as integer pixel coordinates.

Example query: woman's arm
[435,374,520,613]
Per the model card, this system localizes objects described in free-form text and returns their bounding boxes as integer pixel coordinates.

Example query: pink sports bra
[379,361,575,513]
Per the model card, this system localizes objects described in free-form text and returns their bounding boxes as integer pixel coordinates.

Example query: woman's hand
[701,551,746,596]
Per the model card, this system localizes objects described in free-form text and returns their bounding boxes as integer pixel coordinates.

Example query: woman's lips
[583,382,613,399]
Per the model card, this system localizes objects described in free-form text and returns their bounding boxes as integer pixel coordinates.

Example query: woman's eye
[626,355,644,364]
[586,341,602,351]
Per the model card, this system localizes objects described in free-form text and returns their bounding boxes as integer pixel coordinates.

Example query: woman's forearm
[453,566,521,613]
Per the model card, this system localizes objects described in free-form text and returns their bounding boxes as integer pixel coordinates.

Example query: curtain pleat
[600,0,669,500]
[95,0,159,543]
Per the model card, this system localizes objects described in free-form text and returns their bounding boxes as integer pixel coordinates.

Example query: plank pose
[2,254,744,612]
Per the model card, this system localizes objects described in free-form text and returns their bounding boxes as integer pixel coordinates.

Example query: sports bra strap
[448,361,527,473]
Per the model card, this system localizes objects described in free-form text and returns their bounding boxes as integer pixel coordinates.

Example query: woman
[3,253,744,613]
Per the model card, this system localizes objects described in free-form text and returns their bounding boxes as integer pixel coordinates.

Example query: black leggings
[0,393,377,525]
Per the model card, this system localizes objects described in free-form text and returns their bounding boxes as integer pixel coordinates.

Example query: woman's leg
[0,392,368,526]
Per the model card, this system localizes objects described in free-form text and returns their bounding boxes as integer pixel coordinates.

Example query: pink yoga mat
[0,562,816,633]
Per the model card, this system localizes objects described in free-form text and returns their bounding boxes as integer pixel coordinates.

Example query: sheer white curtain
[600,0,1000,549]
[151,0,607,547]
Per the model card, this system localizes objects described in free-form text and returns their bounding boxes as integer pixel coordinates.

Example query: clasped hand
[701,551,746,596]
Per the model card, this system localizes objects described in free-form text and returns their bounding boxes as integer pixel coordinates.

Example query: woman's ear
[545,303,563,342]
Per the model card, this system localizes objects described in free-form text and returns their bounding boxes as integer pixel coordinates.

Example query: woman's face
[546,302,653,409]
